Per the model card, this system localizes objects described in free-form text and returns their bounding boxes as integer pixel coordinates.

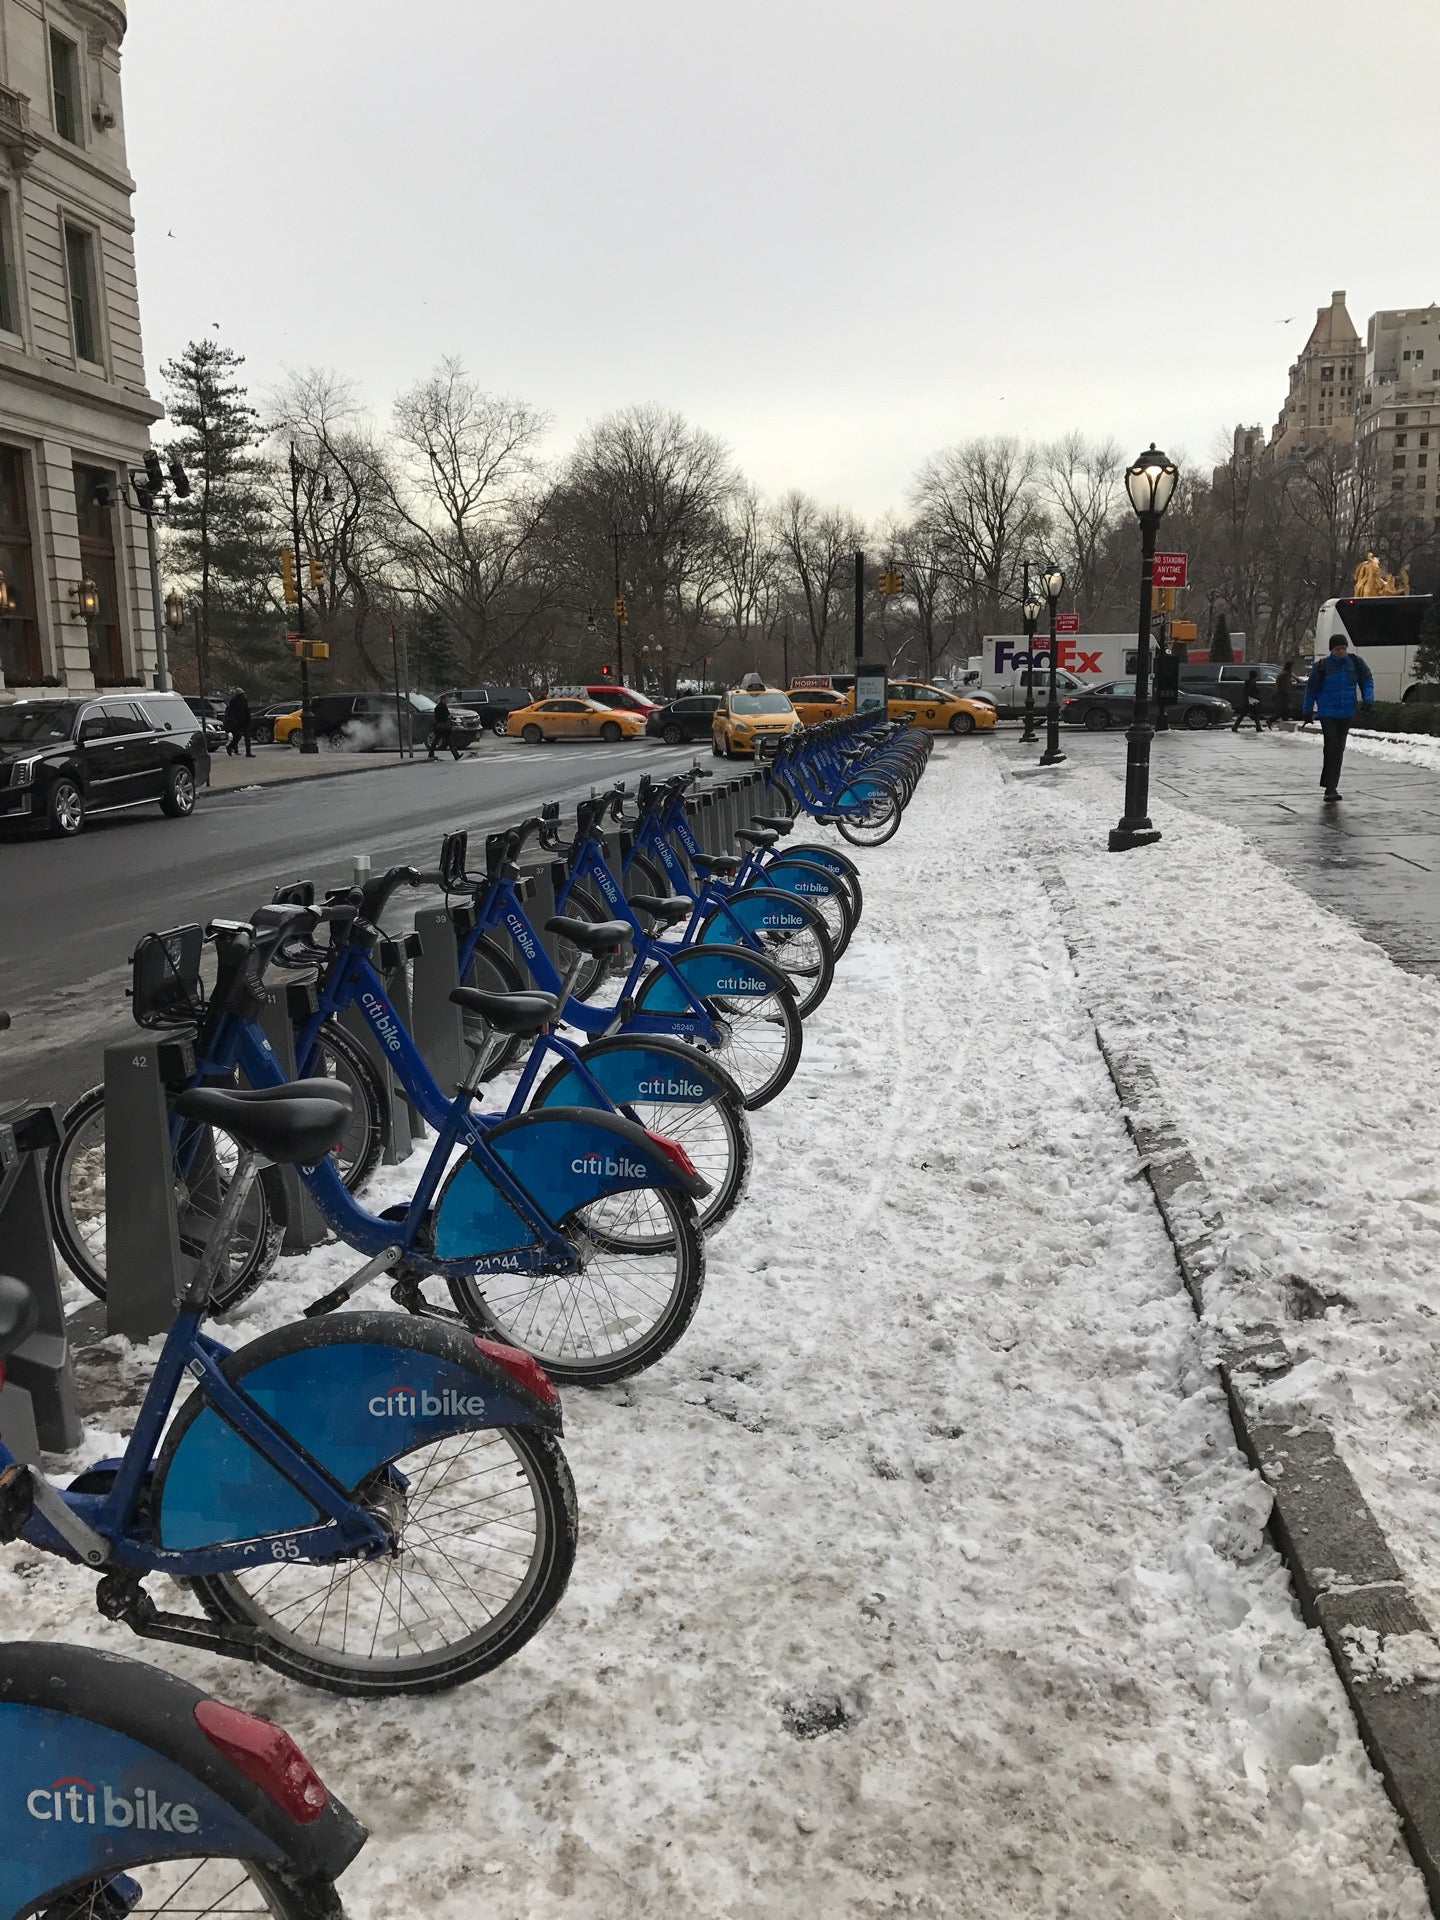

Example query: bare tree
[774,491,865,672]
[1040,433,1123,619]
[910,437,1047,650]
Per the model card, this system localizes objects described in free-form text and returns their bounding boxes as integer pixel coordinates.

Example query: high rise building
[1268,291,1364,458]
[0,0,163,701]
[1356,304,1440,552]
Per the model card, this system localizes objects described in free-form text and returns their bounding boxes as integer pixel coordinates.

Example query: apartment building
[0,0,162,700]
[1356,304,1440,548]
[1268,290,1364,459]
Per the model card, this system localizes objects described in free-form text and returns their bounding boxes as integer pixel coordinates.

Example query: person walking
[1302,634,1373,802]
[427,692,462,761]
[1229,668,1264,733]
[222,686,252,758]
[1266,660,1295,729]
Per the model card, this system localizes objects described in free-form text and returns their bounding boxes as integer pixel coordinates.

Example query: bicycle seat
[544,916,633,957]
[691,854,739,877]
[750,815,794,835]
[172,1080,354,1167]
[450,987,558,1035]
[626,894,689,926]
[735,827,779,849]
[0,1274,39,1360]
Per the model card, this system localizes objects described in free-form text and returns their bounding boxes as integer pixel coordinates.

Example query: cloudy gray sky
[124,0,1439,517]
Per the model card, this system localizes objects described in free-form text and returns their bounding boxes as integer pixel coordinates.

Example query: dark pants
[1319,717,1350,791]
[1230,701,1262,732]
[428,726,461,761]
[226,726,251,758]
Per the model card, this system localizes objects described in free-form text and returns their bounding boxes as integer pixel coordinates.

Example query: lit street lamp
[1039,566,1067,767]
[1108,444,1177,852]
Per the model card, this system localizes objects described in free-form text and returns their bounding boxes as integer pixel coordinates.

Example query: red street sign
[1054,613,1080,634]
[1151,552,1188,589]
[284,631,302,648]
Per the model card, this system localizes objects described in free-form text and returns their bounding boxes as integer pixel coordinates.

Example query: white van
[1314,597,1433,702]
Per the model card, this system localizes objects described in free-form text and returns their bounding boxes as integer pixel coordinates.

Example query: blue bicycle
[0,1076,580,1697]
[1,1638,366,1916]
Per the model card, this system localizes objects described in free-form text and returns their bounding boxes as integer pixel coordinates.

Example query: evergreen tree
[1414,592,1440,688]
[162,341,278,690]
[407,604,463,690]
[1208,612,1234,663]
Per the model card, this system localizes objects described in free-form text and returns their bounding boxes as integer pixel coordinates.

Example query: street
[0,737,700,1112]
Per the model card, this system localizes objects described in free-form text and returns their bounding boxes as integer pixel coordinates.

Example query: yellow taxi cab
[271,707,303,746]
[507,695,647,744]
[787,682,850,728]
[711,682,802,758]
[884,679,995,734]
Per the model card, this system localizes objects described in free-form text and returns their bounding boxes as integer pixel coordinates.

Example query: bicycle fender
[759,857,848,904]
[488,1105,708,1212]
[697,887,811,945]
[0,1642,365,1912]
[154,1314,559,1554]
[638,943,790,1011]
[531,1036,741,1112]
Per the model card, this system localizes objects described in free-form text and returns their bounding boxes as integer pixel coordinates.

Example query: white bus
[1315,596,1433,702]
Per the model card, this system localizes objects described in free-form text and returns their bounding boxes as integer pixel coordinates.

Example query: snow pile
[7,743,1426,1916]
[1268,725,1440,771]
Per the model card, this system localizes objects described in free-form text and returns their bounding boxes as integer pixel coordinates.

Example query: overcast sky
[123,0,1440,519]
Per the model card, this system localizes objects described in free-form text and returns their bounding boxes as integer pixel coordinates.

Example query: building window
[1394,455,1407,469]
[0,191,18,336]
[1395,434,1407,447]
[1421,432,1430,447]
[73,464,123,681]
[1420,454,1429,468]
[1397,412,1409,425]
[63,224,99,364]
[0,445,39,684]
[49,30,80,144]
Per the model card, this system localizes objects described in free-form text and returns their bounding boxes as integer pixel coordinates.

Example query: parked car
[274,691,480,751]
[449,685,533,735]
[1060,679,1231,730]
[1176,661,1285,714]
[885,680,996,734]
[0,693,210,837]
[507,695,648,743]
[712,685,802,758]
[645,693,721,743]
[788,684,850,727]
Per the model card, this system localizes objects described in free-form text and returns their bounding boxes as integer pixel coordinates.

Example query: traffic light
[1150,586,1176,613]
[280,547,298,605]
[303,640,329,661]
[143,449,165,493]
[600,663,613,678]
[613,595,628,626]
[168,456,191,500]
[878,567,904,595]
[308,558,325,590]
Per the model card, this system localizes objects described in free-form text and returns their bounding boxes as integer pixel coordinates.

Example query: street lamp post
[1109,443,1178,852]
[287,443,332,755]
[1039,567,1067,766]
[1020,562,1040,744]
[164,587,189,707]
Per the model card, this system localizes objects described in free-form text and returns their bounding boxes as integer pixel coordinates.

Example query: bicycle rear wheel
[449,1187,705,1384]
[633,947,803,1109]
[38,1858,341,1917]
[696,889,835,1018]
[458,933,532,1077]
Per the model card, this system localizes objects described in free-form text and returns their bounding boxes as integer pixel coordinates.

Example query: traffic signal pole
[288,442,318,754]
[143,507,169,691]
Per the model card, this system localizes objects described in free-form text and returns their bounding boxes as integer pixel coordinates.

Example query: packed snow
[7,741,1428,1916]
[1268,723,1440,772]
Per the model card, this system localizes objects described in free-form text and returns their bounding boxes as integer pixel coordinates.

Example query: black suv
[0,693,210,837]
[645,694,721,743]
[450,686,532,736]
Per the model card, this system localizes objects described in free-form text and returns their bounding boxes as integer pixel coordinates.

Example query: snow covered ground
[1269,723,1440,772]
[8,740,1430,1916]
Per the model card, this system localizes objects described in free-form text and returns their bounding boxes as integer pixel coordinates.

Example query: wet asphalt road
[1008,723,1440,979]
[0,737,701,1113]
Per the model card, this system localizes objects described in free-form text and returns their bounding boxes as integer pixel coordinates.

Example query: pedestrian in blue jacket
[1302,635,1373,802]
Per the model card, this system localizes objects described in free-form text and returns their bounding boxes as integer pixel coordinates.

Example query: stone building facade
[1268,290,1364,459]
[0,0,162,701]
[1356,305,1440,554]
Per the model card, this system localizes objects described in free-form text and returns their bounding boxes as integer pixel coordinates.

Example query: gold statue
[1354,552,1384,596]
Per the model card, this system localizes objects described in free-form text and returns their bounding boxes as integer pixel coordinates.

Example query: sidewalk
[203,743,423,791]
[25,741,1428,1917]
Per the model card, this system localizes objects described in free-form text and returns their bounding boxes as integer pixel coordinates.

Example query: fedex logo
[993,640,1102,675]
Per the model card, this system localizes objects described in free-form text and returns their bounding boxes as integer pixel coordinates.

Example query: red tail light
[645,1129,699,1181]
[474,1337,559,1405]
[194,1700,329,1823]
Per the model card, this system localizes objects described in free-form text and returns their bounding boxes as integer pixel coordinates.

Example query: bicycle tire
[549,885,612,1001]
[782,843,864,924]
[530,1037,753,1239]
[186,1424,576,1697]
[836,794,902,847]
[292,1019,387,1195]
[459,933,532,1077]
[447,1187,705,1385]
[759,856,855,959]
[46,1086,286,1310]
[633,946,803,1109]
[623,850,672,935]
[38,1859,344,1917]
[695,887,835,1018]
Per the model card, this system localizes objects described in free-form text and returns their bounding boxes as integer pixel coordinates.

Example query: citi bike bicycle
[1,1638,366,1917]
[763,713,930,845]
[0,1074,580,1697]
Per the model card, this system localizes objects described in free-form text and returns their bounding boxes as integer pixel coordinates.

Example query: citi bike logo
[504,912,537,962]
[368,1382,490,1418]
[26,1776,201,1837]
[571,1151,646,1178]
[714,973,759,991]
[361,991,403,1055]
[593,868,620,904]
[636,1077,704,1097]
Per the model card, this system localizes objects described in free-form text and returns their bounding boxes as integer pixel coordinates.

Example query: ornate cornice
[71,1,127,47]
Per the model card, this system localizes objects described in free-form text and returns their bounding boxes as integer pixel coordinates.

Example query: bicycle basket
[131,924,207,1030]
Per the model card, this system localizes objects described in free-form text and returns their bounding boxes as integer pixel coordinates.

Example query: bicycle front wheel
[633,947,803,1109]
[189,1426,576,1697]
[449,1187,705,1384]
[38,1859,342,1917]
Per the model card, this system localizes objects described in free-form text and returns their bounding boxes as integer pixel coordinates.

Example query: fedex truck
[956,634,1138,717]
[1314,596,1434,702]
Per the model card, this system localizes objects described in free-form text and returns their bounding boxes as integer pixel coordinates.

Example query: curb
[201,753,452,798]
[1039,860,1440,1912]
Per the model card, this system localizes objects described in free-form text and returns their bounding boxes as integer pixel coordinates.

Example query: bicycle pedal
[0,1462,34,1542]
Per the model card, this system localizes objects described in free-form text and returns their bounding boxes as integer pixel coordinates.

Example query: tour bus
[1313,596,1434,702]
